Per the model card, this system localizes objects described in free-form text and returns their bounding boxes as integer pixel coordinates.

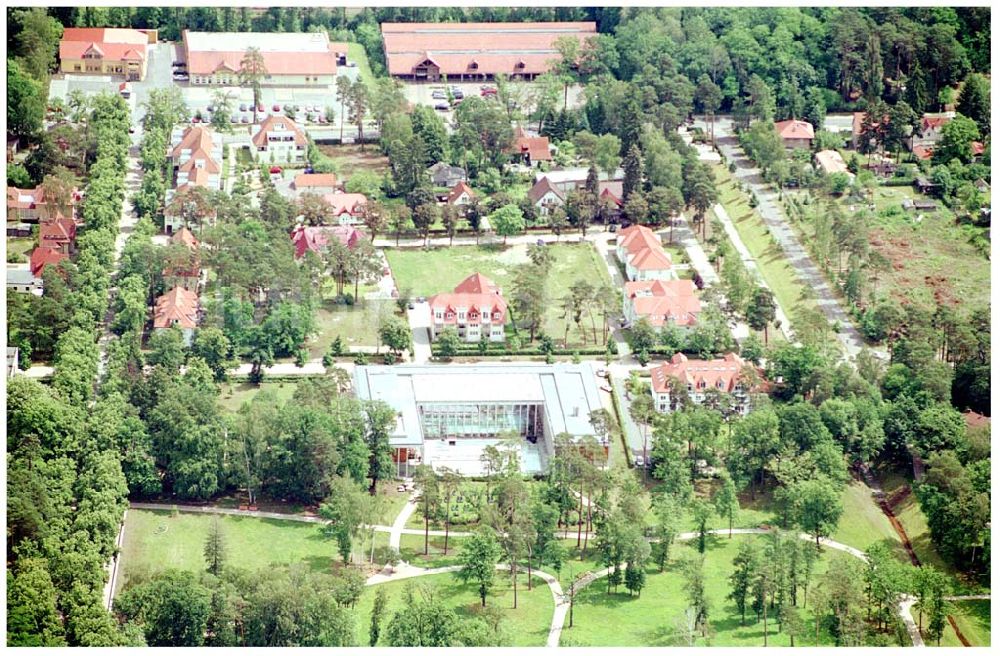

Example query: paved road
[388,494,419,551]
[695,117,868,359]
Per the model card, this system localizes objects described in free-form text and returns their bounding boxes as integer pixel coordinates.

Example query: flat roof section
[184,31,334,53]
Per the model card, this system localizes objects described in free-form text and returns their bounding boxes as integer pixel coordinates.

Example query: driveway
[697,116,867,359]
[406,301,433,364]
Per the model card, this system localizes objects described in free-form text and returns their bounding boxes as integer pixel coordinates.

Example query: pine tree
[369,586,388,646]
[203,517,226,576]
[622,144,643,202]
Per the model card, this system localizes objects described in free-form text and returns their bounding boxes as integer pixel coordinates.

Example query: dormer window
[516,61,526,69]
[469,60,479,70]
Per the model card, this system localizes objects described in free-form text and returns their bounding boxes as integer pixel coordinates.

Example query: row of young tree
[7,94,137,647]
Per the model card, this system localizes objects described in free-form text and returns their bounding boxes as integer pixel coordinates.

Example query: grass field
[308,299,394,357]
[790,181,991,311]
[713,165,818,333]
[316,143,389,179]
[356,570,555,647]
[346,42,376,87]
[561,535,840,646]
[398,533,468,569]
[6,237,34,263]
[218,380,299,413]
[830,479,903,555]
[385,242,612,349]
[948,600,991,646]
[119,510,347,591]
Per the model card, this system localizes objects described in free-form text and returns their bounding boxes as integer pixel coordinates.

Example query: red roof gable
[774,119,815,141]
[290,225,364,258]
[454,272,500,295]
[446,181,476,205]
[29,247,68,277]
[651,352,748,394]
[252,115,307,149]
[153,286,200,329]
[625,280,701,327]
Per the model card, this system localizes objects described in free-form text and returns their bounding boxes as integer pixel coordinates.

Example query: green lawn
[385,242,612,349]
[218,380,299,413]
[398,533,468,569]
[356,570,554,647]
[347,42,375,88]
[947,599,991,647]
[713,165,818,334]
[119,510,347,592]
[561,535,840,646]
[830,479,903,555]
[6,237,34,263]
[309,299,395,357]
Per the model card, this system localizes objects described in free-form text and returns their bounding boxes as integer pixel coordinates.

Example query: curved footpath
[126,503,929,647]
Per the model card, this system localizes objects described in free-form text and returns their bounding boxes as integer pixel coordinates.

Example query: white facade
[533,190,564,216]
[7,268,43,296]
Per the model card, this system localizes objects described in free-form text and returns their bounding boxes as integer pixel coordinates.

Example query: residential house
[251,115,307,164]
[58,27,157,81]
[162,228,201,290]
[622,279,701,330]
[7,185,82,223]
[616,225,676,282]
[29,246,67,277]
[814,150,853,177]
[169,126,222,189]
[322,192,368,225]
[183,31,342,86]
[382,21,596,81]
[650,352,753,415]
[7,223,32,238]
[527,176,565,216]
[291,224,364,259]
[427,162,467,188]
[910,113,954,149]
[510,127,552,166]
[153,286,200,345]
[445,181,476,211]
[38,218,77,255]
[774,119,815,150]
[597,181,624,222]
[533,167,624,193]
[428,272,508,343]
[292,173,341,194]
[7,268,44,296]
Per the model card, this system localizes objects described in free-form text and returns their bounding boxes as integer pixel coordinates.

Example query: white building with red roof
[382,22,596,82]
[650,352,753,415]
[29,246,68,278]
[252,115,308,164]
[616,225,676,282]
[429,273,508,343]
[623,279,701,330]
[7,185,82,223]
[290,224,364,259]
[321,192,368,225]
[774,119,815,150]
[59,27,156,81]
[182,31,343,86]
[169,126,222,190]
[38,218,78,255]
[510,127,553,166]
[446,181,476,209]
[153,286,200,345]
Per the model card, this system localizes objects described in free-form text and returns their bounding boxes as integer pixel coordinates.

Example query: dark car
[272,103,281,112]
[434,102,449,111]
[239,103,248,112]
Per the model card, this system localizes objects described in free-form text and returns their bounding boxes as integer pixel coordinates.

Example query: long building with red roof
[650,352,754,415]
[615,225,676,282]
[183,31,344,86]
[381,21,596,81]
[429,273,508,343]
[59,27,157,80]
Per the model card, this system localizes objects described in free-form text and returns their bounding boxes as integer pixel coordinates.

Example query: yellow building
[59,28,157,81]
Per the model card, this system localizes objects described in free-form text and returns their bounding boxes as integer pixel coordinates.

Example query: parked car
[172,73,189,81]
[241,115,250,124]
[206,105,215,113]
[634,455,645,468]
[431,90,446,100]
[416,296,426,303]
[450,88,464,99]
[480,86,497,97]
[609,223,618,233]
[270,166,283,174]
[239,103,248,112]
[230,115,240,123]
[434,102,449,111]
[257,103,265,112]
[407,302,415,310]
[272,103,281,112]
[191,116,201,123]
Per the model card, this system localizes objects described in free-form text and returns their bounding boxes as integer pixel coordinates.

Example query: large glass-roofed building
[353,363,606,476]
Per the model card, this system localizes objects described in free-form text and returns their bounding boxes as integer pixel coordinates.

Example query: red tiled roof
[290,224,363,258]
[630,247,674,271]
[512,127,552,161]
[921,116,951,131]
[60,28,149,63]
[651,352,746,394]
[912,144,934,160]
[322,192,368,217]
[775,119,815,141]
[453,272,500,295]
[7,186,44,210]
[971,141,985,156]
[183,31,340,77]
[171,227,200,251]
[618,225,663,258]
[171,127,218,161]
[252,115,307,149]
[38,218,77,249]
[599,181,624,207]
[382,21,596,77]
[625,280,701,328]
[153,286,200,330]
[29,247,68,277]
[294,173,340,189]
[446,181,476,205]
